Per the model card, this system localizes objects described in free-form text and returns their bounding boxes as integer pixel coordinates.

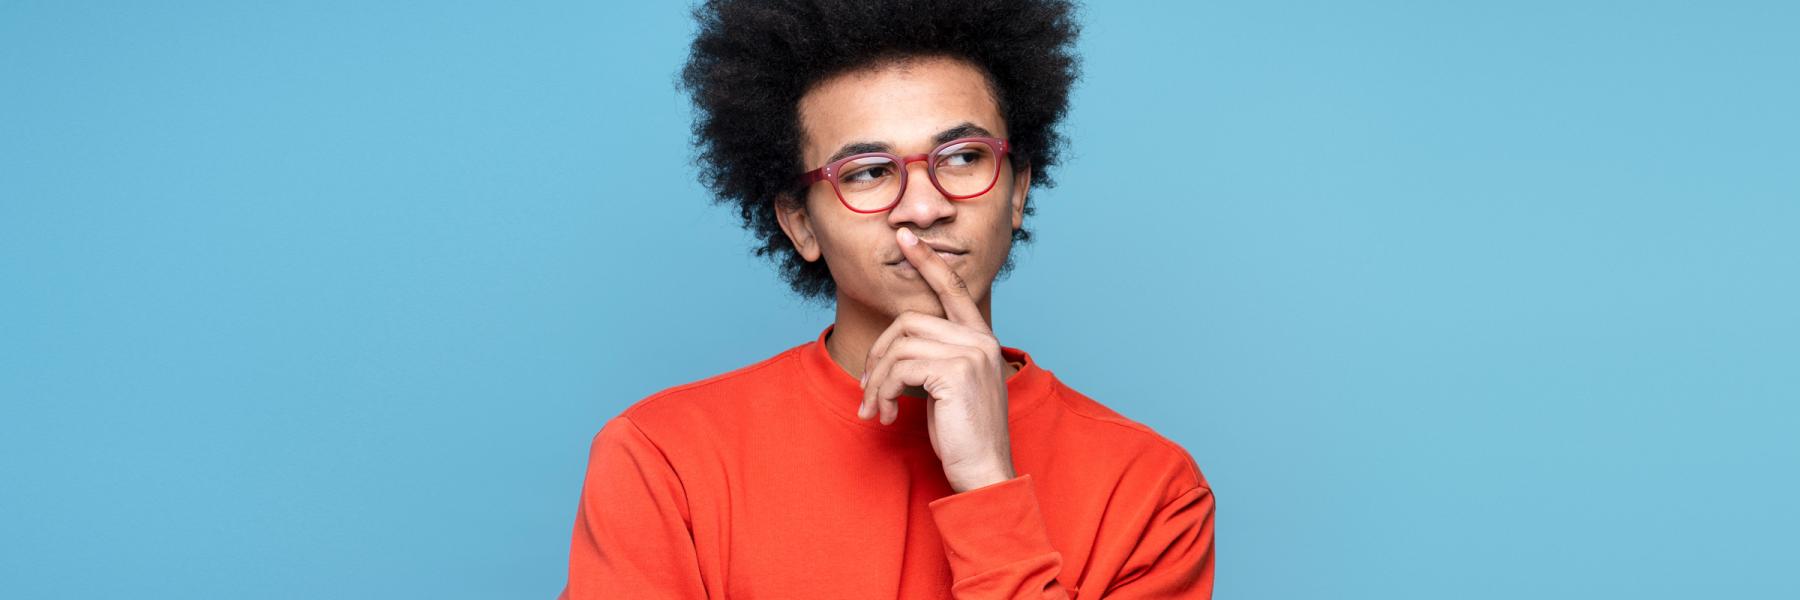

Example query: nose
[885,156,957,230]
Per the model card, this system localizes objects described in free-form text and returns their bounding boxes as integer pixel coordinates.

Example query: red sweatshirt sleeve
[1102,485,1216,598]
[560,416,708,599]
[927,474,1216,599]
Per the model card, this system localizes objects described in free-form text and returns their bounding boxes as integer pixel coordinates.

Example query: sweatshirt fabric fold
[560,324,1214,598]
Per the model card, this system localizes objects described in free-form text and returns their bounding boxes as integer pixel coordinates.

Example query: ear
[774,193,823,262]
[1009,162,1032,231]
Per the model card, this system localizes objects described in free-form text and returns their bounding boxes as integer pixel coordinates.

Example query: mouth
[885,240,968,266]
[887,250,966,269]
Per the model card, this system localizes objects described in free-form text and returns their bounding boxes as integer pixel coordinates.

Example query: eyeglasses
[797,137,1011,214]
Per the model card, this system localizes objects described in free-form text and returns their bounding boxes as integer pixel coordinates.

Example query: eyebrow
[823,122,995,164]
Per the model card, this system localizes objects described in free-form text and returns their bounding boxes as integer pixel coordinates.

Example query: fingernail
[859,372,868,388]
[897,228,918,246]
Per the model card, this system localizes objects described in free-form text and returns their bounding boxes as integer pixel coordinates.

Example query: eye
[942,151,980,167]
[936,141,991,169]
[842,163,892,183]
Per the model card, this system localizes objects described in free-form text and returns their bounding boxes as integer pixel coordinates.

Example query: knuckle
[955,355,978,375]
[949,274,970,293]
[980,336,1001,355]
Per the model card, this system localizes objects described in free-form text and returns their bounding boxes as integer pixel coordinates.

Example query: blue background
[3,1,1795,598]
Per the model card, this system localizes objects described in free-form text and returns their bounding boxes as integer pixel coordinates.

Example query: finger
[872,353,984,424]
[896,227,989,331]
[863,337,978,425]
[865,311,994,381]
[872,359,937,425]
[863,336,963,424]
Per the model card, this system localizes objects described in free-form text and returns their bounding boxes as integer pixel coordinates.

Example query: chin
[878,297,944,319]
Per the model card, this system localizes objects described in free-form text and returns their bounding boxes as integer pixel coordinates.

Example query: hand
[859,227,1017,493]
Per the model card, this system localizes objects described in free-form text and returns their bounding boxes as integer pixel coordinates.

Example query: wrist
[947,462,1017,493]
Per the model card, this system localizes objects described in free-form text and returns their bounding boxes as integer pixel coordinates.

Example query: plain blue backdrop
[3,1,1795,598]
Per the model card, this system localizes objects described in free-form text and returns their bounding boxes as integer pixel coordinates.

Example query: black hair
[679,0,1082,302]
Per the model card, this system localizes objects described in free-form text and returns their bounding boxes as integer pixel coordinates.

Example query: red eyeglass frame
[796,136,1011,214]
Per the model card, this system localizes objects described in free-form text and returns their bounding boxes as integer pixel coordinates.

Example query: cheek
[811,220,884,277]
[977,195,1017,245]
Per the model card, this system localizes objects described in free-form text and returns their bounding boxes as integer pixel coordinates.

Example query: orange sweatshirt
[560,324,1214,598]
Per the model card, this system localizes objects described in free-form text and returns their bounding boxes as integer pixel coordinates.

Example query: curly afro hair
[678,0,1082,302]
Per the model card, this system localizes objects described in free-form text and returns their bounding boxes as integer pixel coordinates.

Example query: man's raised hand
[859,227,1017,493]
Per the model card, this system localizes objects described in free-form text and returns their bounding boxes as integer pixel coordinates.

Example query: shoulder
[613,342,807,431]
[1042,380,1212,498]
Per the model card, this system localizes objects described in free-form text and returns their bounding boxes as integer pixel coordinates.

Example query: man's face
[780,55,1030,319]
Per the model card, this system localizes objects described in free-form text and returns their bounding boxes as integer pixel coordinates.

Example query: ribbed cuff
[927,473,1057,579]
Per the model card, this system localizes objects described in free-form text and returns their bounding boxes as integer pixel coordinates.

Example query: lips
[885,240,967,265]
[889,251,964,267]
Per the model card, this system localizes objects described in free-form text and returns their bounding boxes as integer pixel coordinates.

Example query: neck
[823,291,1015,381]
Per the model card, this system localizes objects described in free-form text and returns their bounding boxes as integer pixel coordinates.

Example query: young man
[560,1,1214,597]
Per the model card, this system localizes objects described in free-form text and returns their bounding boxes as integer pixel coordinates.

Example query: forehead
[797,56,1007,165]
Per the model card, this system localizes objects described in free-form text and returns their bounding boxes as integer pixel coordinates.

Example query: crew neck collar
[798,323,1056,436]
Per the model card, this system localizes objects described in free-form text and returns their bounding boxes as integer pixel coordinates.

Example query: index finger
[896,227,988,332]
